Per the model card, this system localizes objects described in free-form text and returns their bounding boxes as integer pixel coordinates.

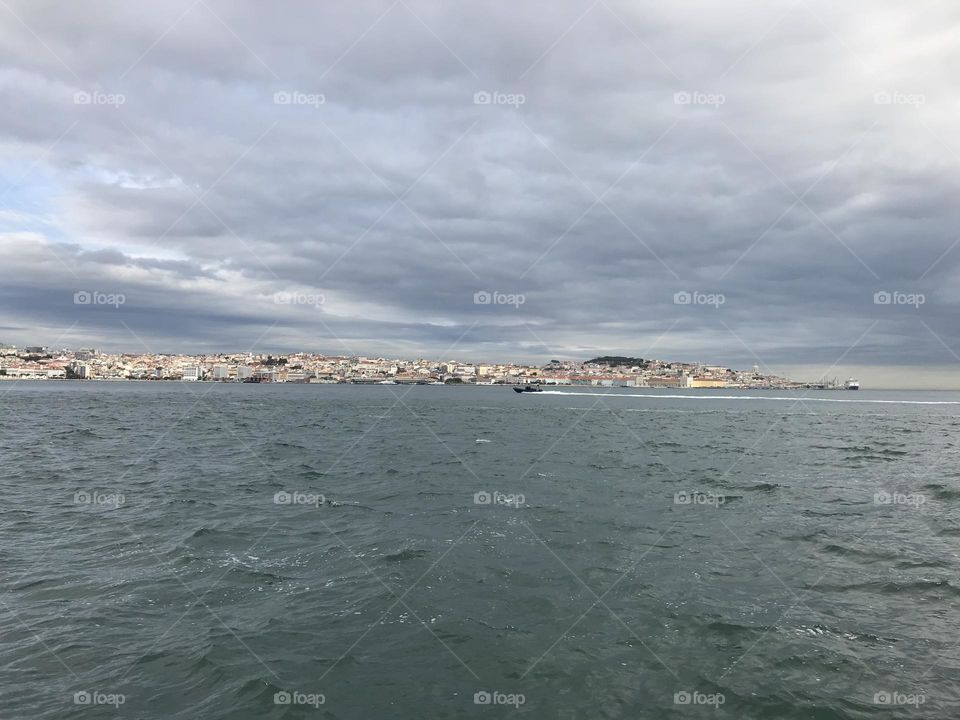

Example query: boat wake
[537,391,960,405]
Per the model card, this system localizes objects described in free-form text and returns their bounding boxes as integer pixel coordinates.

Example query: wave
[804,579,960,597]
[922,484,960,500]
[735,482,782,492]
[383,548,427,562]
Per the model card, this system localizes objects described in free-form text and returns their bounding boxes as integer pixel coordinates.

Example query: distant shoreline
[1,377,953,391]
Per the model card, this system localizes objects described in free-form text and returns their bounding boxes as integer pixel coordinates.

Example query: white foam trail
[536,390,960,405]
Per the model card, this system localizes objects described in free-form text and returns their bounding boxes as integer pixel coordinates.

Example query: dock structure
[797,377,841,390]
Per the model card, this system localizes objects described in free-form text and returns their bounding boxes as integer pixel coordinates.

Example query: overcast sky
[1,1,959,386]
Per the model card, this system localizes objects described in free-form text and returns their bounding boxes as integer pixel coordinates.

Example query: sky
[1,0,959,387]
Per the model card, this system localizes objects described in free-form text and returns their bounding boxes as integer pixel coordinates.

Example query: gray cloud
[1,0,959,386]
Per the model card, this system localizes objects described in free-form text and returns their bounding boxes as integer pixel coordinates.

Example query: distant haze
[1,1,959,387]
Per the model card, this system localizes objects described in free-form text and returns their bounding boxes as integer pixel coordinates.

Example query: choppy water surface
[2,382,959,718]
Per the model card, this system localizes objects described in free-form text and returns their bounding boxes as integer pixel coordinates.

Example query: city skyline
[3,324,954,389]
[0,330,951,388]
[0,342,800,388]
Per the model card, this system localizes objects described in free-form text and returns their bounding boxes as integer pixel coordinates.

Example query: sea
[1,381,958,719]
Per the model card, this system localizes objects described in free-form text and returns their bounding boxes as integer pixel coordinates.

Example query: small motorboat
[513,385,543,393]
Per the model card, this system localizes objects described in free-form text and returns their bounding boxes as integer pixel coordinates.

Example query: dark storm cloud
[1,0,959,382]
